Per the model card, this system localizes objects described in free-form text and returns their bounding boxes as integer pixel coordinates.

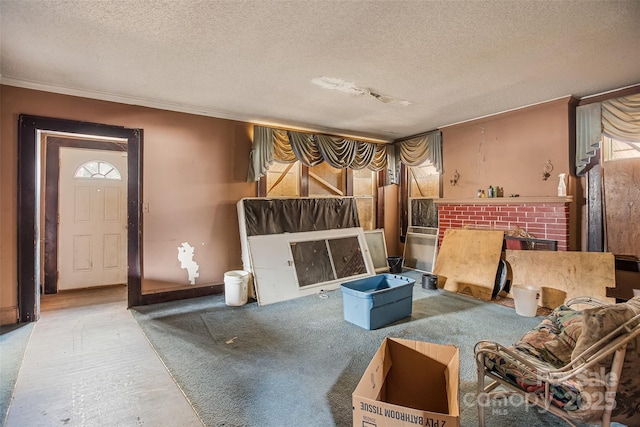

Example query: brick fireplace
[433,197,572,251]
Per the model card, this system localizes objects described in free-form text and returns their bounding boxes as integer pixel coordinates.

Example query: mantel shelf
[433,196,573,205]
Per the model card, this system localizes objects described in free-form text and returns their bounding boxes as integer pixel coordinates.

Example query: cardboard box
[341,274,415,330]
[352,338,460,427]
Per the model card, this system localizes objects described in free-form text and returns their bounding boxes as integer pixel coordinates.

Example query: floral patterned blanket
[480,298,640,424]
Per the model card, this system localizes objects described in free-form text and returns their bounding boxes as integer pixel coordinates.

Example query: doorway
[45,139,129,293]
[18,115,142,322]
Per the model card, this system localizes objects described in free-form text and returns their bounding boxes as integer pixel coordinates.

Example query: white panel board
[237,199,252,273]
[402,232,438,273]
[364,229,389,273]
[248,228,375,306]
[407,226,438,235]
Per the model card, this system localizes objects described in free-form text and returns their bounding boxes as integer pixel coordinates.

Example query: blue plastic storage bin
[340,274,415,330]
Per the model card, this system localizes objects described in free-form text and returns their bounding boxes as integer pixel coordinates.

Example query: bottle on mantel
[558,173,567,197]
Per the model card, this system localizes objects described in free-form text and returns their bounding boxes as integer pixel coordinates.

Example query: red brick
[525,226,546,235]
[482,206,499,213]
[547,232,569,239]
[534,206,562,213]
[516,206,536,213]
[535,217,557,223]
[546,223,568,231]
[542,212,570,219]
[467,220,492,228]
[438,200,571,248]
[517,216,535,223]
[499,213,520,221]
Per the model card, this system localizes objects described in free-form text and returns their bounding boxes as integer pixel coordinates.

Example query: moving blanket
[241,197,360,237]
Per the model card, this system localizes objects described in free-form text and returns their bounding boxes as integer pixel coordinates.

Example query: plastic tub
[224,270,249,306]
[340,274,415,329]
[512,284,540,317]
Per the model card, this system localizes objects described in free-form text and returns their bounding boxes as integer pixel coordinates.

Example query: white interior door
[58,148,128,290]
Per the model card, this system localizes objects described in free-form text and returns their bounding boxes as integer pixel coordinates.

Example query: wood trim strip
[578,84,640,106]
[139,284,224,305]
[17,114,142,321]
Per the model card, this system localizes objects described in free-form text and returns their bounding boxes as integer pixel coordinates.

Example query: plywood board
[248,228,375,306]
[603,158,640,258]
[433,229,505,300]
[505,250,615,308]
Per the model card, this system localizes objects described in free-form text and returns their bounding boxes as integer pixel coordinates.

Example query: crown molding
[0,77,391,143]
[0,76,254,122]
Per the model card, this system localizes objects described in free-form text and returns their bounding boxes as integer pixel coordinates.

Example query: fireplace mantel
[433,196,573,205]
[434,196,572,251]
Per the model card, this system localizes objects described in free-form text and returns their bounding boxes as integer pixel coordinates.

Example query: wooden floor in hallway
[5,285,204,427]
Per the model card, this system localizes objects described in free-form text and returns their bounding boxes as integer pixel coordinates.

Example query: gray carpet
[131,270,619,427]
[0,322,34,426]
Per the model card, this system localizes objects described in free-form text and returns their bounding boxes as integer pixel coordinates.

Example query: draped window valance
[247,125,443,183]
[576,93,640,176]
[395,131,443,172]
[247,126,387,181]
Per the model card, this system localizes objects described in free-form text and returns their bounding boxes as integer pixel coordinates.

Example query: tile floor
[5,286,203,427]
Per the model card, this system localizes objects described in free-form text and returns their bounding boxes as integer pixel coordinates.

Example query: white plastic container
[224,270,249,306]
[512,284,540,317]
[557,173,567,197]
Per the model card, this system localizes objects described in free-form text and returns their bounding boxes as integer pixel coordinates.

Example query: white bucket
[224,270,249,306]
[512,284,540,317]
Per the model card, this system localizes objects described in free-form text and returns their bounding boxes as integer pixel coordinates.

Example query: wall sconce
[450,169,460,186]
[542,160,553,181]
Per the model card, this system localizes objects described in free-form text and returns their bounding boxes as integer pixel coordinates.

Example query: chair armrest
[475,340,554,377]
[565,296,610,308]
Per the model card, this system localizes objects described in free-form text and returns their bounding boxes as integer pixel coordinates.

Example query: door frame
[18,115,142,322]
[44,137,129,294]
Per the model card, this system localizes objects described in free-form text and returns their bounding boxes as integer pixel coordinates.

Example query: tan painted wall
[440,98,574,199]
[439,97,583,250]
[1,86,256,323]
[0,87,587,324]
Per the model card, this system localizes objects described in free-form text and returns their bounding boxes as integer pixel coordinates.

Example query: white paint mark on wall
[177,242,200,285]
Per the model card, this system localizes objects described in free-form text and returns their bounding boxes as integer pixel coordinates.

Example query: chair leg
[477,364,486,427]
[601,346,626,427]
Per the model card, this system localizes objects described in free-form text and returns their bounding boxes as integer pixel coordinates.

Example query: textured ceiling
[1,0,639,142]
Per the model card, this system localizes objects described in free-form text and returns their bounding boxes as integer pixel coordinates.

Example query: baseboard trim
[136,284,224,306]
[0,306,19,325]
